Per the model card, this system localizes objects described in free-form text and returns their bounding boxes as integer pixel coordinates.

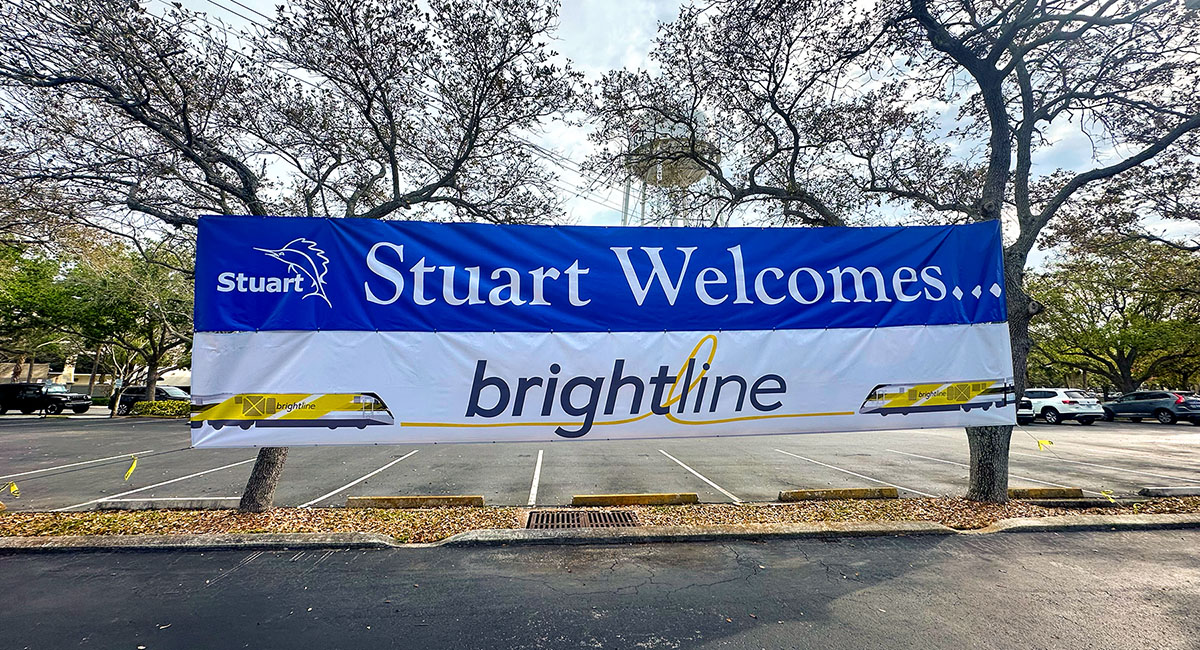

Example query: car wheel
[1078,417,1096,425]
[1102,408,1114,422]
[72,406,89,414]
[116,404,131,416]
[1043,408,1062,425]
[1155,409,1178,425]
[44,402,63,415]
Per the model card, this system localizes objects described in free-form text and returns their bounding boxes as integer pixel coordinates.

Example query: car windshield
[160,386,189,399]
[43,383,68,394]
[1064,390,1089,399]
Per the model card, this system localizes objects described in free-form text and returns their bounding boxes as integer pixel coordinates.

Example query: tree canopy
[1029,241,1200,393]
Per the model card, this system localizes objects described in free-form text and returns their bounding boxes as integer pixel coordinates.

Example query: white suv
[1024,388,1105,425]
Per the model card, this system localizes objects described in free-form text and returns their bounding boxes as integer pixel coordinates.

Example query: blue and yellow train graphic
[190,392,394,430]
[860,378,1014,415]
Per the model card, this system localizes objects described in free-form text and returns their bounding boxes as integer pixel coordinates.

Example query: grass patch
[1,497,1197,542]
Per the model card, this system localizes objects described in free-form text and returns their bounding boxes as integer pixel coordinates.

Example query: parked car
[115,385,191,415]
[1023,388,1105,425]
[1103,391,1200,425]
[0,382,92,415]
[1016,398,1035,425]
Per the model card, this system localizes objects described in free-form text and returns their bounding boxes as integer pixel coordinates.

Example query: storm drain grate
[526,510,639,529]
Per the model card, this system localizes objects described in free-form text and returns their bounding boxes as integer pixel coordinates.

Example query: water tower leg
[640,180,647,226]
[621,178,631,226]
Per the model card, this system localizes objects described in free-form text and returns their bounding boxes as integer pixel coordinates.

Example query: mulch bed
[1,497,1197,543]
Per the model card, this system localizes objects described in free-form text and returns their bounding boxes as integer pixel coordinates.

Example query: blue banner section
[195,216,1006,333]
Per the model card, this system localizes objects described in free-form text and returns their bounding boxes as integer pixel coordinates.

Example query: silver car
[1103,391,1200,425]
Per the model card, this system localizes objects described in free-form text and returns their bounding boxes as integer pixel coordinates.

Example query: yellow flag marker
[124,456,138,481]
[6,481,19,497]
[1036,439,1053,451]
[1100,489,1116,503]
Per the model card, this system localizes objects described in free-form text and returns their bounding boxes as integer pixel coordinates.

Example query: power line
[221,0,273,23]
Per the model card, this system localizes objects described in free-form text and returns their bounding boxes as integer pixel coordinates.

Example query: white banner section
[191,325,1014,447]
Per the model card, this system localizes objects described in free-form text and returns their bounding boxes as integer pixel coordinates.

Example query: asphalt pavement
[1,416,1199,510]
[2,529,1197,649]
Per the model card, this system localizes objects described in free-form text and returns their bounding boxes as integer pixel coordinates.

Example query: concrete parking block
[97,497,240,510]
[346,495,485,508]
[779,487,898,501]
[1008,487,1083,499]
[572,493,699,506]
[1138,486,1200,497]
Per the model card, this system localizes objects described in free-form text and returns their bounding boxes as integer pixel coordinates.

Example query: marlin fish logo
[254,238,332,307]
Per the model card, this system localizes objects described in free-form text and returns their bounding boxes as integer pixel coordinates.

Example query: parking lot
[1,415,1198,512]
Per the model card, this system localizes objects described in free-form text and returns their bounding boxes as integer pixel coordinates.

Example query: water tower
[621,113,721,226]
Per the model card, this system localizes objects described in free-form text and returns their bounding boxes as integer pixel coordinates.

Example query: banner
[191,216,1014,447]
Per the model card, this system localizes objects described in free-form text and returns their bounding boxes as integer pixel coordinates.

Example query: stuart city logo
[215,238,332,307]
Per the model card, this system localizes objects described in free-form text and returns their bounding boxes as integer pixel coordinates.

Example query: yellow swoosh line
[401,409,853,429]
[662,334,717,408]
[664,411,855,425]
[404,411,655,428]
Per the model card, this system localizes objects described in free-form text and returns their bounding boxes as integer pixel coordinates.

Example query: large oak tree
[588,0,1200,500]
[1,0,579,511]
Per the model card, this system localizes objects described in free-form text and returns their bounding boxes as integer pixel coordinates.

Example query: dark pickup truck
[0,382,92,415]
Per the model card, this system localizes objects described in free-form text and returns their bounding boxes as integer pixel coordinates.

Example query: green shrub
[91,397,109,406]
[130,400,189,417]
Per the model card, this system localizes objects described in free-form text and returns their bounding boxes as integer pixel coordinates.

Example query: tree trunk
[965,251,1037,503]
[1116,357,1139,394]
[145,357,159,402]
[86,343,101,396]
[964,424,1013,501]
[239,447,289,512]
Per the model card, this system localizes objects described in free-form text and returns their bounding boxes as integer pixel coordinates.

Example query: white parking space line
[775,449,937,497]
[299,450,418,508]
[887,449,1105,496]
[0,449,154,481]
[53,458,257,511]
[528,450,544,506]
[1007,451,1200,484]
[658,449,742,503]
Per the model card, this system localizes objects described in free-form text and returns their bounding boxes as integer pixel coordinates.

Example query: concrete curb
[439,520,955,546]
[1,514,1197,552]
[969,513,1200,534]
[0,532,404,552]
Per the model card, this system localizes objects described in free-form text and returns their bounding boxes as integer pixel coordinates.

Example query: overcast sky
[169,0,1195,258]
